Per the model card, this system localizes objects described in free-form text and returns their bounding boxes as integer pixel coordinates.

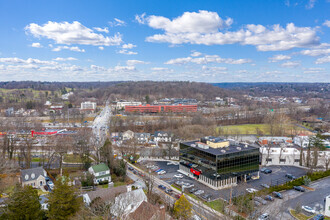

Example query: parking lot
[139,161,308,201]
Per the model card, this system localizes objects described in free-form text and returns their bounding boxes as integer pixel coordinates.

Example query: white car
[158,170,166,175]
[174,174,183,178]
[302,206,315,214]
[246,188,258,193]
[258,213,269,220]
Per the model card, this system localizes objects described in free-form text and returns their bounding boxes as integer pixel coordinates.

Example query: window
[266,158,272,162]
[40,181,43,186]
[280,159,286,162]
[294,159,300,162]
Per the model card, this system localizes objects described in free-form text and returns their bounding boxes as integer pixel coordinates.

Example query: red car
[174,194,181,199]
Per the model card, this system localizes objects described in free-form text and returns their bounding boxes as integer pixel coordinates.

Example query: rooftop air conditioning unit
[245,144,248,148]
[191,144,196,147]
[221,150,226,153]
[237,147,241,150]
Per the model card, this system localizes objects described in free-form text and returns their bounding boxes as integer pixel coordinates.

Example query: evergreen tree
[47,178,82,220]
[1,185,42,220]
[173,194,192,220]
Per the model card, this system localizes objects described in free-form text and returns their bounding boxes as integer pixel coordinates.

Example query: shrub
[99,180,109,185]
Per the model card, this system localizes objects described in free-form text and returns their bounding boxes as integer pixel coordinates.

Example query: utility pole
[229,185,233,205]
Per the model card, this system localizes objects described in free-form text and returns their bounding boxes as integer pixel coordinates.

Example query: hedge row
[267,169,330,193]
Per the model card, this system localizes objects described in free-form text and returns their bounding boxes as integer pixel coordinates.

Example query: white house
[325,194,330,217]
[154,131,172,143]
[116,101,142,109]
[88,163,111,184]
[110,188,147,218]
[81,101,97,111]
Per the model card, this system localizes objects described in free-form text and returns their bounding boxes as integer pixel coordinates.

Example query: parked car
[192,215,202,220]
[194,190,204,195]
[272,191,283,199]
[174,174,183,178]
[302,206,315,214]
[182,183,194,188]
[293,186,305,192]
[175,181,184,186]
[174,194,181,199]
[47,181,54,190]
[246,188,258,193]
[264,169,272,174]
[159,170,167,175]
[258,213,269,220]
[133,170,138,174]
[155,169,163,173]
[189,188,198,193]
[260,167,267,172]
[158,185,166,190]
[285,174,296,180]
[201,194,211,201]
[312,214,324,220]
[254,201,261,207]
[261,184,270,188]
[254,197,267,205]
[264,195,274,201]
[165,189,173,195]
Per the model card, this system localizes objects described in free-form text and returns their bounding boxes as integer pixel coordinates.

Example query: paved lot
[256,176,330,220]
[140,161,308,201]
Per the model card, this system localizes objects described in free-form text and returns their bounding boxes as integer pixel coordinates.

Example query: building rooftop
[91,163,109,173]
[182,140,258,156]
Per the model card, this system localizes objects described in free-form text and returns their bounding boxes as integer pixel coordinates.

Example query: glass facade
[180,142,259,180]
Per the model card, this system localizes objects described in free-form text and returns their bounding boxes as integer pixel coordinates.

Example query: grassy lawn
[113,181,127,187]
[289,209,315,220]
[206,199,226,213]
[171,184,182,192]
[63,154,82,163]
[37,189,49,196]
[219,124,270,135]
[218,123,309,135]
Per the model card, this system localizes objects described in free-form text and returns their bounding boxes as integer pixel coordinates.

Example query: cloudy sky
[0,0,329,82]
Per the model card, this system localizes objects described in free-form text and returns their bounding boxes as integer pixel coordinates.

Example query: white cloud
[202,66,228,73]
[303,67,325,73]
[25,21,122,46]
[323,20,330,27]
[126,60,149,66]
[52,46,85,52]
[269,54,291,62]
[142,11,319,51]
[315,55,330,64]
[165,54,252,65]
[114,65,136,71]
[109,18,126,27]
[53,57,77,61]
[147,10,232,34]
[118,49,137,55]
[93,27,109,33]
[99,46,104,50]
[0,57,57,65]
[90,65,106,71]
[191,51,202,57]
[135,13,147,24]
[306,0,316,9]
[31,42,42,48]
[122,43,136,49]
[280,61,300,68]
[300,47,330,56]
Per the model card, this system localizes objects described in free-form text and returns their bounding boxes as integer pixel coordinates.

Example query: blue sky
[0,0,329,82]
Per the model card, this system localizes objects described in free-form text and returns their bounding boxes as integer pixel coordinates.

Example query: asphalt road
[126,164,224,220]
[92,102,111,146]
[257,176,330,219]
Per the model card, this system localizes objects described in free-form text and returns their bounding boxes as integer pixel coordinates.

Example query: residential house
[154,131,172,143]
[88,163,111,185]
[121,130,135,141]
[325,194,330,217]
[134,133,151,144]
[83,185,128,206]
[110,188,148,218]
[127,202,172,220]
[21,167,47,189]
